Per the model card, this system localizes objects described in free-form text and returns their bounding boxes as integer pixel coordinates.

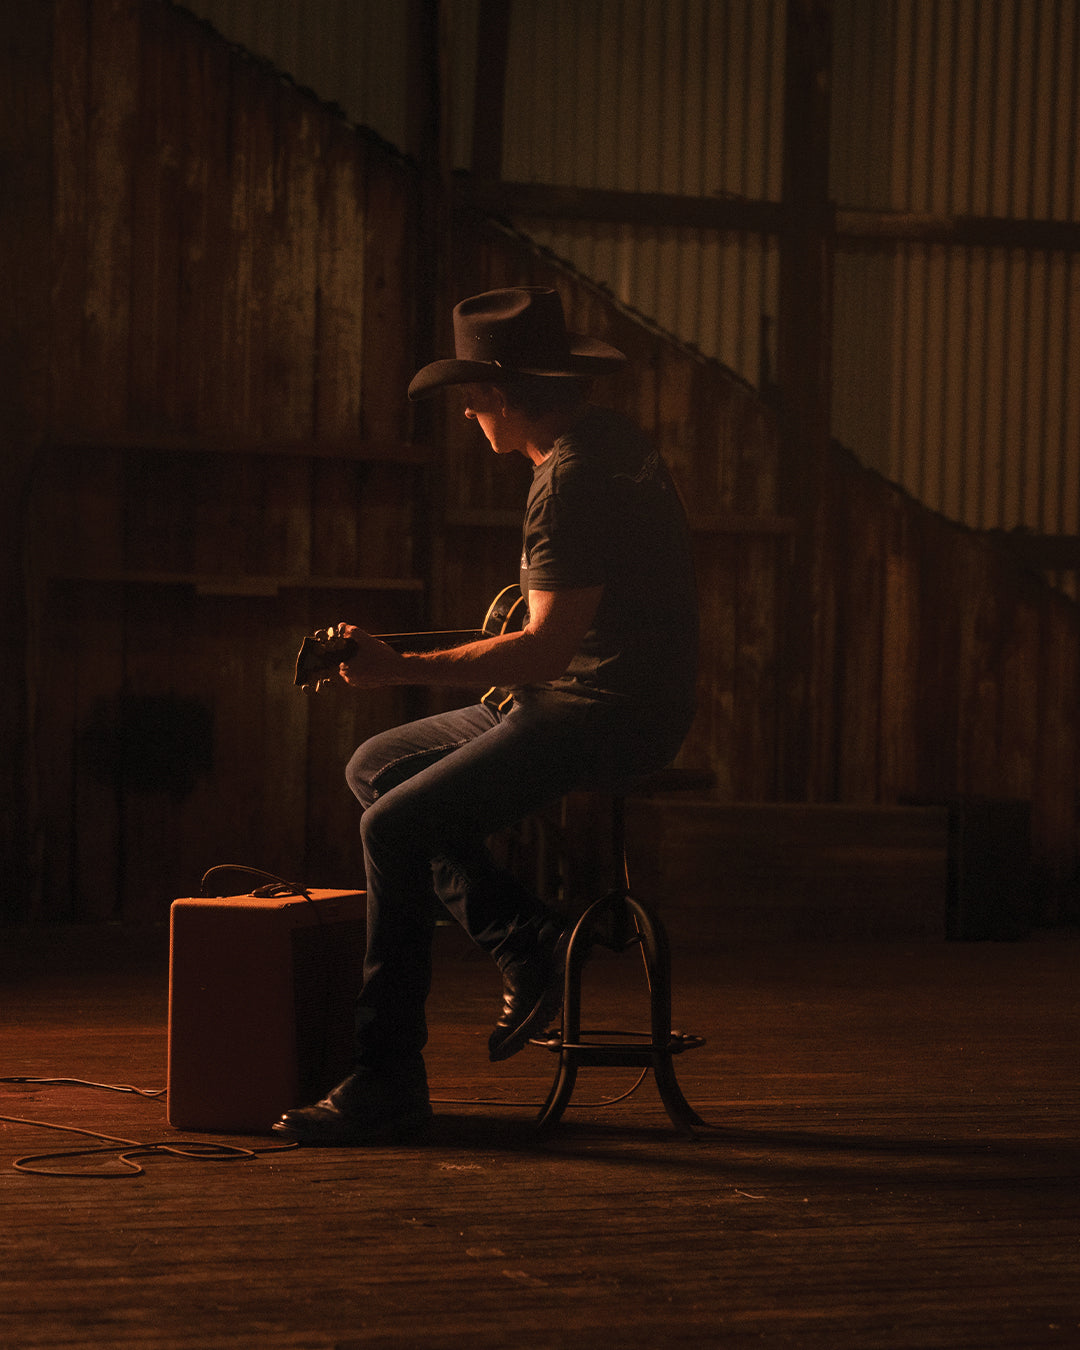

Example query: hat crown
[407,285,625,399]
[453,288,572,371]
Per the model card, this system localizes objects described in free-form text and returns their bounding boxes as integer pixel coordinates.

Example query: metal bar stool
[532,791,707,1136]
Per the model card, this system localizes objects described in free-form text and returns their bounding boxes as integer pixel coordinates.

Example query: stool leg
[534,892,707,1135]
[535,902,595,1132]
[535,1056,578,1131]
[627,897,710,1137]
[652,1053,709,1136]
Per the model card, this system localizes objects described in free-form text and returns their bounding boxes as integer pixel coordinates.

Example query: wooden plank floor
[2,921,1079,1349]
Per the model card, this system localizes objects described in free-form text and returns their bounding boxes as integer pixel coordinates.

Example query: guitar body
[293,584,527,699]
[478,584,528,711]
[479,583,527,638]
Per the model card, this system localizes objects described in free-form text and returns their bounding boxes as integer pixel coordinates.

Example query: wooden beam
[0,0,53,919]
[469,0,511,178]
[47,435,431,463]
[464,177,786,235]
[460,186,1080,257]
[45,571,426,597]
[982,531,1080,573]
[406,0,441,175]
[776,0,834,802]
[836,210,1080,252]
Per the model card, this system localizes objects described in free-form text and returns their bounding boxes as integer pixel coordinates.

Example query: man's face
[462,384,525,457]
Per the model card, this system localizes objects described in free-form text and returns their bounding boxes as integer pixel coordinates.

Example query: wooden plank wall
[814,448,1080,920]
[14,1,428,921]
[4,1,1078,927]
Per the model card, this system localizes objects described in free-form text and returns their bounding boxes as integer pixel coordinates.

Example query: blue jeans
[344,691,680,1069]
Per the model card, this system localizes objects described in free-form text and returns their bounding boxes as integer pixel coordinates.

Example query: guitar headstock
[294,629,359,693]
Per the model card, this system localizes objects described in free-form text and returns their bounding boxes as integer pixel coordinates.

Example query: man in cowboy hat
[275,287,697,1145]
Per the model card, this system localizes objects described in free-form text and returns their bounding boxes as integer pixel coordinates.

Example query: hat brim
[407,336,626,400]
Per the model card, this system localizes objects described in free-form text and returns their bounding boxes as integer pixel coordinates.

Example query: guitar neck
[294,584,524,692]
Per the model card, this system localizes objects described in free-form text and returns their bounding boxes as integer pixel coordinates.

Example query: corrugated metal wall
[180,0,786,386]
[501,0,786,388]
[175,0,1080,559]
[831,0,1080,555]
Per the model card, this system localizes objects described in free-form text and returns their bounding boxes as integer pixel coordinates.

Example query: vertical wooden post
[406,0,443,376]
[469,0,511,179]
[776,0,835,801]
[403,0,445,623]
[419,0,512,627]
[0,0,53,917]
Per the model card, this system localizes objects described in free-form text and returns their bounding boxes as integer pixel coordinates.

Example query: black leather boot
[272,1061,432,1145]
[488,922,569,1062]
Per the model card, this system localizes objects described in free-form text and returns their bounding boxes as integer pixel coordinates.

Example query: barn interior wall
[176,0,1080,587]
[1,0,1076,927]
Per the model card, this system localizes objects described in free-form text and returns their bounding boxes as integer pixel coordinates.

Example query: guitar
[293,584,527,709]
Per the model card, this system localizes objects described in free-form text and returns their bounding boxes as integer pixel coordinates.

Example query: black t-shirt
[515,405,698,756]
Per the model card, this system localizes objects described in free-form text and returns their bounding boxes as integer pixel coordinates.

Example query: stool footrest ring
[534,878,707,1137]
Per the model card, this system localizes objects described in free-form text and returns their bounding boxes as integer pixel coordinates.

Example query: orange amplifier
[167,889,366,1133]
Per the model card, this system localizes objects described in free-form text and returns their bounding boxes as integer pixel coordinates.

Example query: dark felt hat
[407,287,626,400]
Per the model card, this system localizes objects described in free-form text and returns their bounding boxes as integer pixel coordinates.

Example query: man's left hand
[336,625,405,689]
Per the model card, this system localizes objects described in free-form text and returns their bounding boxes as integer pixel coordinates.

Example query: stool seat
[532,794,707,1136]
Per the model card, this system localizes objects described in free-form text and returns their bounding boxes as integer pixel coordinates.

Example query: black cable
[429,1067,651,1110]
[1,1075,166,1098]
[8,1128,298,1177]
[0,1086,297,1177]
[199,864,312,899]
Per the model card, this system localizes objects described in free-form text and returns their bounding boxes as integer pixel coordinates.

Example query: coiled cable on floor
[0,1078,296,1177]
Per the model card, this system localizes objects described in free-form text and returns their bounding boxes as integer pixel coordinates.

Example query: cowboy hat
[407,287,625,400]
